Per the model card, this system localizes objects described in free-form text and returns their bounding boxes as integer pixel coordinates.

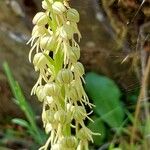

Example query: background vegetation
[0,0,150,150]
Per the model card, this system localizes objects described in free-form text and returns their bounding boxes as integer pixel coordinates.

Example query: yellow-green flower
[28,0,98,149]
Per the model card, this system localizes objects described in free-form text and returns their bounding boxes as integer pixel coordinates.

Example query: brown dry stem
[130,52,150,148]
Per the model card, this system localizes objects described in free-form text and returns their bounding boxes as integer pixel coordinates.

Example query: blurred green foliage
[3,62,46,146]
[85,72,125,127]
[85,72,125,146]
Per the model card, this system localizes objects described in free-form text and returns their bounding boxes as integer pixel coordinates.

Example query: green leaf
[12,118,30,128]
[85,72,124,128]
[88,117,105,146]
[3,62,45,144]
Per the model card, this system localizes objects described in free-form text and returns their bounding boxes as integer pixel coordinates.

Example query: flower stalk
[28,0,98,149]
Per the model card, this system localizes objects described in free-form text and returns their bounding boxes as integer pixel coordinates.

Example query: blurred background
[0,0,150,149]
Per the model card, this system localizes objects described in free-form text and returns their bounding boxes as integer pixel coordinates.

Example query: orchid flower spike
[28,0,99,149]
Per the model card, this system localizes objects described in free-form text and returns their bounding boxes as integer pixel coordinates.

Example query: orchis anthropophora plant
[28,0,98,149]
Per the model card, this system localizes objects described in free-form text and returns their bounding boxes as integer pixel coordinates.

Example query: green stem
[64,124,71,136]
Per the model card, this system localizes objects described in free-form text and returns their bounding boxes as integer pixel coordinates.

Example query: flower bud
[36,86,45,102]
[60,136,78,148]
[52,2,66,15]
[57,69,73,84]
[44,82,60,96]
[32,12,48,25]
[72,62,85,77]
[67,8,79,23]
[33,53,48,70]
[40,35,55,50]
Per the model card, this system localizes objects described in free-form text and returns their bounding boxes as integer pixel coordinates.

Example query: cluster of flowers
[28,0,98,149]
